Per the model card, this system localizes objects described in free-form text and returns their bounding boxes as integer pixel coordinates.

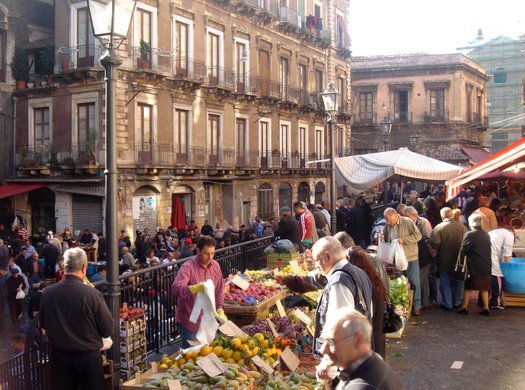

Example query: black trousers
[50,349,104,390]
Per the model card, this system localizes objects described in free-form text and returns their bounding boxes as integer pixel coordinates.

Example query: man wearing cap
[172,236,226,348]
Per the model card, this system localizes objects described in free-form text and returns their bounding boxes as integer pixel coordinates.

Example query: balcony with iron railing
[205,66,236,91]
[257,0,279,20]
[278,6,301,31]
[57,44,105,72]
[424,111,449,123]
[353,112,377,125]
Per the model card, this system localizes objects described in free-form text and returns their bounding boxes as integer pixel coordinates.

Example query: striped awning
[54,185,105,197]
[446,137,525,199]
[335,148,463,195]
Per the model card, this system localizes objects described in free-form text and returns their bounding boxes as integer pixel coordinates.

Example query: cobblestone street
[387,301,525,390]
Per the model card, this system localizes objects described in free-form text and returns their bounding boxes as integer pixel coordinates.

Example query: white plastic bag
[377,237,395,265]
[393,241,408,271]
[16,289,25,300]
[189,279,220,345]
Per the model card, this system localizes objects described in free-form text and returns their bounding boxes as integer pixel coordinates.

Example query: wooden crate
[224,290,288,326]
[502,292,525,307]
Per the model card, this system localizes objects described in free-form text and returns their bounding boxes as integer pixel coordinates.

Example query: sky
[348,0,525,56]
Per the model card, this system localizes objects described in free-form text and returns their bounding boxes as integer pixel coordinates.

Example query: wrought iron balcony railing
[57,44,104,72]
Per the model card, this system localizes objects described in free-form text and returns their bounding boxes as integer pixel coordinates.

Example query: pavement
[386,298,525,390]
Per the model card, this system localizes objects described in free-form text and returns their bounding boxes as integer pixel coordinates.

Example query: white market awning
[335,148,463,194]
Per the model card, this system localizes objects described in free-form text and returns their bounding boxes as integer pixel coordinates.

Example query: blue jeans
[179,324,198,349]
[406,260,421,310]
[439,271,464,308]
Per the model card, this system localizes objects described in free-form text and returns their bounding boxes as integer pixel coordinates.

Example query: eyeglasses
[315,333,355,351]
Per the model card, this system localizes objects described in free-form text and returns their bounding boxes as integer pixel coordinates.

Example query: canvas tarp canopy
[446,137,525,199]
[335,148,463,195]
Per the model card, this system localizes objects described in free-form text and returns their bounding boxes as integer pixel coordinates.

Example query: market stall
[334,148,463,195]
[120,243,412,389]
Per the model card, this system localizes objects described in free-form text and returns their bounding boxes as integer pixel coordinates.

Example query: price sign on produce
[231,275,250,290]
[167,380,182,390]
[280,347,300,372]
[196,352,227,377]
[266,319,279,337]
[252,355,275,375]
[219,321,247,338]
[294,309,312,326]
[275,299,286,318]
[289,260,302,274]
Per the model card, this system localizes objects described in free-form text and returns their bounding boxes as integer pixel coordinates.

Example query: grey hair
[334,231,355,249]
[440,207,453,219]
[64,247,88,273]
[404,206,418,218]
[383,207,398,218]
[410,190,418,197]
[280,206,291,217]
[312,236,345,261]
[468,213,483,229]
[325,308,372,346]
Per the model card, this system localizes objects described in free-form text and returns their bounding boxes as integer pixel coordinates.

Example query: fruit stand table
[224,290,289,326]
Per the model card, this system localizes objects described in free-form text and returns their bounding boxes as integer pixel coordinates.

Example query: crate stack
[119,304,147,381]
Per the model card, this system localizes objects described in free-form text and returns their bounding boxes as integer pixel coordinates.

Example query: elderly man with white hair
[318,308,401,389]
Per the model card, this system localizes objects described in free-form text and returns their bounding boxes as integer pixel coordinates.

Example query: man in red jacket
[293,202,313,250]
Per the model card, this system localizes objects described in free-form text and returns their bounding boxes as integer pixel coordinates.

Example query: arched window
[258,183,274,221]
[314,182,326,204]
[278,182,292,212]
[493,68,507,84]
[298,182,310,203]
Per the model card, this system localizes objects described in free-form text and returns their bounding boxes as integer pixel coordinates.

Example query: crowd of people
[1,180,522,389]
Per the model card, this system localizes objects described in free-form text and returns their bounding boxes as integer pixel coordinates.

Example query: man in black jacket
[275,206,303,252]
[318,308,401,390]
[39,247,113,389]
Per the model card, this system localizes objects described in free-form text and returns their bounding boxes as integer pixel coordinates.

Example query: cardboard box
[266,252,300,269]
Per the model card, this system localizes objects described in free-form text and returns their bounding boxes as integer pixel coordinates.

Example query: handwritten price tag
[196,353,227,377]
[252,355,275,375]
[219,321,247,338]
[276,300,286,318]
[280,347,300,372]
[294,309,312,326]
[231,275,250,290]
[289,260,302,274]
[266,319,279,337]
[167,380,182,390]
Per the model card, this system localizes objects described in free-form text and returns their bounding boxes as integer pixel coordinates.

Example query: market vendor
[172,236,226,348]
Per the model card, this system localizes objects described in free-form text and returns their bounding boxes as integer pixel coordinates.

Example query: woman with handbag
[456,213,492,316]
[6,267,26,325]
[349,249,388,358]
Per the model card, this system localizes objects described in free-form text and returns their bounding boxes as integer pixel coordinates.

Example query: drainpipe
[11,96,18,178]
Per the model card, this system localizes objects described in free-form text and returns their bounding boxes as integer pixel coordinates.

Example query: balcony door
[175,21,189,76]
[259,50,270,95]
[34,107,51,164]
[174,109,189,164]
[77,7,95,67]
[260,121,270,167]
[208,114,220,165]
[236,118,247,166]
[77,103,96,163]
[137,104,153,164]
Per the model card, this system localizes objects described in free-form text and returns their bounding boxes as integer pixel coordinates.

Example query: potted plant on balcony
[137,40,151,69]
[11,48,30,89]
[39,43,55,85]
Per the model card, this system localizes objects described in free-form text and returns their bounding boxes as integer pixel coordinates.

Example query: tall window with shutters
[260,121,270,167]
[236,118,247,165]
[208,114,221,165]
[76,7,95,67]
[174,108,189,163]
[136,104,153,164]
[33,107,51,164]
[77,103,96,163]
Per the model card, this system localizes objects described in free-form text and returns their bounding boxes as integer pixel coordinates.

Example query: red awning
[459,144,491,164]
[446,138,525,198]
[0,184,45,200]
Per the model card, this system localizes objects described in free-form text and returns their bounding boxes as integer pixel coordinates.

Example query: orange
[222,348,233,359]
[200,345,213,357]
[212,346,223,357]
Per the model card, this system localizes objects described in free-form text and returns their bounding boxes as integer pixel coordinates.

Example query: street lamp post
[380,117,392,204]
[87,0,137,384]
[321,82,339,235]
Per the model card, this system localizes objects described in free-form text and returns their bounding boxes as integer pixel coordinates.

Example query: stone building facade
[351,53,491,163]
[7,0,353,242]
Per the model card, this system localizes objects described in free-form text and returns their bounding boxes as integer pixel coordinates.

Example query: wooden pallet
[502,292,525,307]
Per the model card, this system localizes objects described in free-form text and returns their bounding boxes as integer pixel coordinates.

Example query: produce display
[224,282,279,305]
[389,276,410,317]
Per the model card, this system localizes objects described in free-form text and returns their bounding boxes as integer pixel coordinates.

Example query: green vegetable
[389,276,409,308]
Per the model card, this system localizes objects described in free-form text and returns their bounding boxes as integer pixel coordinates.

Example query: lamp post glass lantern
[380,117,392,204]
[321,83,339,235]
[87,0,137,380]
